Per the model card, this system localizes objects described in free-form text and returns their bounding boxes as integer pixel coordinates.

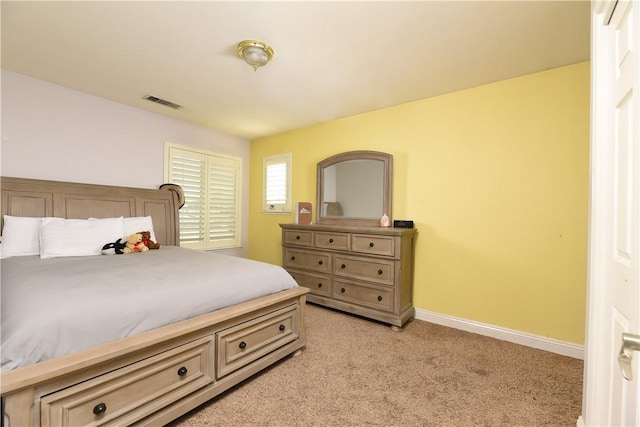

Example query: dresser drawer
[288,270,332,297]
[40,337,214,426]
[314,232,350,251]
[333,254,395,285]
[216,305,299,378]
[284,248,331,273]
[283,229,314,247]
[333,279,394,312]
[352,234,395,256]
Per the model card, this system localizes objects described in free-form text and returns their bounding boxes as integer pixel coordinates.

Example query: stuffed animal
[123,233,149,254]
[138,230,160,249]
[101,238,127,255]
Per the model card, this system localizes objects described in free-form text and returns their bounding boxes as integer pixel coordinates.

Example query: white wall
[1,70,250,256]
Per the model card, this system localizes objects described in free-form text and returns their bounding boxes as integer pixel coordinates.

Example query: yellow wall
[248,62,590,344]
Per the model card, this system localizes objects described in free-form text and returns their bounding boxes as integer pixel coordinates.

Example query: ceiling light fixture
[237,40,274,71]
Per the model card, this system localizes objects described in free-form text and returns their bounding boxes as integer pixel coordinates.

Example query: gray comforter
[1,246,297,372]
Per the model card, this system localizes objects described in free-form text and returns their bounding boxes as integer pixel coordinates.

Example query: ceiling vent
[143,95,183,110]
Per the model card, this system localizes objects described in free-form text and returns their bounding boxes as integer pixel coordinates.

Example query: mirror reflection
[322,159,384,218]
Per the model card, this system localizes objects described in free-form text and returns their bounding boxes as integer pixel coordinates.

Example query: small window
[165,142,242,250]
[263,153,291,213]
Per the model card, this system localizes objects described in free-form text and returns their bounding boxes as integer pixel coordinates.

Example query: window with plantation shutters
[262,153,291,213]
[165,142,241,249]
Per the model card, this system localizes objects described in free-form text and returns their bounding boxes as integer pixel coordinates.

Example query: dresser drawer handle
[341,264,346,269]
[369,242,375,247]
[329,238,334,243]
[279,324,286,332]
[377,295,383,301]
[378,269,383,275]
[317,283,323,288]
[296,235,301,240]
[93,402,107,416]
[341,288,346,293]
[318,260,323,265]
[177,366,188,377]
[239,341,247,349]
[291,256,296,261]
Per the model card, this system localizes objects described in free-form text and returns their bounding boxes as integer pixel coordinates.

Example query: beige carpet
[169,303,583,426]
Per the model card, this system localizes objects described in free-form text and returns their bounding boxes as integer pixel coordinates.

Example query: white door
[583,1,640,426]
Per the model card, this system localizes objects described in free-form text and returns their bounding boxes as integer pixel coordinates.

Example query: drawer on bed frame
[39,336,214,426]
[216,304,300,378]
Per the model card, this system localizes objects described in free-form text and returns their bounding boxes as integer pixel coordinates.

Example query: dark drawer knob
[341,288,346,293]
[329,238,334,243]
[279,324,286,331]
[318,260,323,265]
[369,242,375,247]
[378,269,383,275]
[291,256,296,261]
[341,264,346,269]
[239,341,247,349]
[93,402,107,416]
[296,235,301,240]
[177,366,188,377]
[317,283,323,288]
[377,295,383,301]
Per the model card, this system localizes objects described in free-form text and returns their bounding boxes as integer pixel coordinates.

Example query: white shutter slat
[266,162,287,205]
[207,156,239,245]
[169,147,207,247]
[263,154,290,212]
[167,144,241,249]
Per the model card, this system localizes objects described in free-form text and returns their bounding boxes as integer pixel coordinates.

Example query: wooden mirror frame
[316,150,393,227]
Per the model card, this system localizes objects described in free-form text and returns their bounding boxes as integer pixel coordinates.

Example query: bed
[0,176,308,426]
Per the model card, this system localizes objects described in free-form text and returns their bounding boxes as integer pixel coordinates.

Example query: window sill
[261,210,292,215]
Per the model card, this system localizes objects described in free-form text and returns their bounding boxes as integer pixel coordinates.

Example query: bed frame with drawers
[0,177,308,426]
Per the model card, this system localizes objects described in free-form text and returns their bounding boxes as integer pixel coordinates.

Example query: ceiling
[1,1,590,140]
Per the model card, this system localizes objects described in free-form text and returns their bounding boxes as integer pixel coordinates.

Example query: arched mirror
[316,151,392,226]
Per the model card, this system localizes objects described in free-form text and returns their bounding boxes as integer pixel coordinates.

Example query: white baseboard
[414,308,584,360]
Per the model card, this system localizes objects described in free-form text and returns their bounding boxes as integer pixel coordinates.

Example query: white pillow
[123,216,156,242]
[1,215,43,258]
[40,217,124,259]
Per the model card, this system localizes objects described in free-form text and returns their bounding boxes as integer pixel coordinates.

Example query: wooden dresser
[280,223,416,330]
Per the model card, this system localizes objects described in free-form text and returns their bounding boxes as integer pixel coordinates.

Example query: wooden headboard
[0,177,180,246]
